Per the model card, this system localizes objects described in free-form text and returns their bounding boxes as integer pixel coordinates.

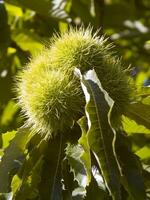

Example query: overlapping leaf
[78,117,91,186]
[0,128,32,193]
[115,131,146,200]
[78,69,121,199]
[38,134,64,200]
[65,143,87,189]
[125,103,150,130]
[11,137,48,199]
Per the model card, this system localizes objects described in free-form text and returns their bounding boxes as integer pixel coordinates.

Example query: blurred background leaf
[0,0,150,198]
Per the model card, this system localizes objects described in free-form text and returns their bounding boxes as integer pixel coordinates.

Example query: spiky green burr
[17,27,132,136]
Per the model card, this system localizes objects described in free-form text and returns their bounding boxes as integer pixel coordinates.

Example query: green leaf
[124,103,150,130]
[11,138,47,199]
[136,146,150,162]
[0,128,32,193]
[0,101,19,127]
[78,69,121,199]
[12,156,44,200]
[138,87,150,100]
[65,143,87,189]
[0,1,10,58]
[6,0,71,22]
[122,116,150,135]
[78,117,91,186]
[0,130,16,156]
[5,0,52,17]
[85,175,107,200]
[71,0,95,25]
[5,3,23,17]
[138,87,150,106]
[62,159,74,199]
[12,29,43,55]
[115,131,146,200]
[129,133,150,153]
[39,134,64,200]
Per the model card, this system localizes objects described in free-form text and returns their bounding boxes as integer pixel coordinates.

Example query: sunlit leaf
[0,130,16,155]
[125,103,150,130]
[12,30,43,55]
[78,117,91,186]
[136,146,150,162]
[5,3,23,17]
[65,143,87,189]
[0,101,19,127]
[78,69,121,199]
[51,0,72,22]
[122,116,150,135]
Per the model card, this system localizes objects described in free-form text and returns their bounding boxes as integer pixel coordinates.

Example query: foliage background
[0,0,150,199]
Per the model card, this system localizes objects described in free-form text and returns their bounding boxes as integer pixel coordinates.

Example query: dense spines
[49,27,132,111]
[49,28,112,72]
[17,27,132,137]
[17,53,84,136]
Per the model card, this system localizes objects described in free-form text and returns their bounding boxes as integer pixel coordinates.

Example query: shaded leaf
[12,156,44,200]
[12,138,47,199]
[0,1,10,57]
[5,0,52,17]
[62,159,74,200]
[115,131,146,200]
[85,175,107,200]
[39,134,64,200]
[129,133,150,152]
[0,128,32,193]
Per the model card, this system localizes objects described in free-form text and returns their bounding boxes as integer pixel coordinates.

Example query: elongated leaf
[78,69,121,199]
[78,117,91,186]
[12,139,48,199]
[115,131,146,200]
[0,128,32,193]
[39,134,64,200]
[11,157,43,200]
[124,103,150,130]
[13,157,44,200]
